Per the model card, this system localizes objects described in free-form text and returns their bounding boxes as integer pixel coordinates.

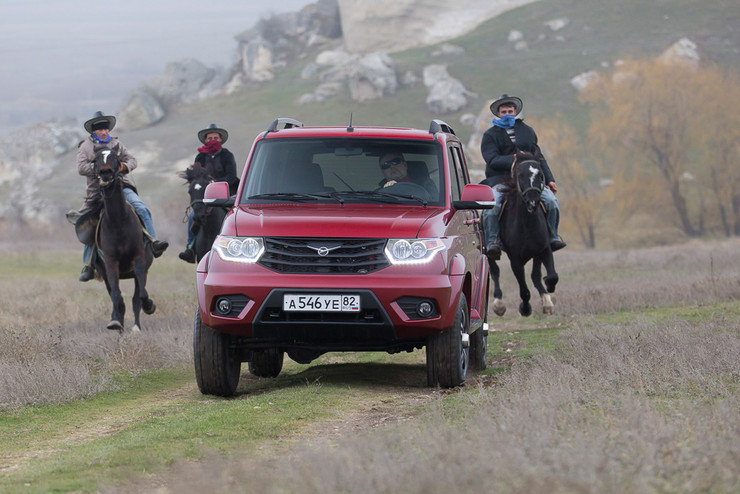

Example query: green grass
[0,367,353,493]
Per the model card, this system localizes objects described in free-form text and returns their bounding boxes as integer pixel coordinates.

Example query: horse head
[511,152,544,213]
[179,162,214,226]
[94,144,125,188]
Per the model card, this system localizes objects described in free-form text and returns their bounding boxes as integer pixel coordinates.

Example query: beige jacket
[77,136,138,208]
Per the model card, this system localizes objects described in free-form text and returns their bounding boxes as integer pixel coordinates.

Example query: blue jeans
[186,210,195,248]
[482,185,560,247]
[82,188,157,265]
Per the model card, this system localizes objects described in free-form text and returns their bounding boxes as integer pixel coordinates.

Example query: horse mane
[178,162,212,184]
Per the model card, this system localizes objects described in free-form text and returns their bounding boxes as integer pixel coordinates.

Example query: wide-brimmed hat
[489,94,523,115]
[197,124,229,144]
[84,111,116,133]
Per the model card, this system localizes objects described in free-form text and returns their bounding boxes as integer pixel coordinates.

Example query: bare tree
[581,59,740,238]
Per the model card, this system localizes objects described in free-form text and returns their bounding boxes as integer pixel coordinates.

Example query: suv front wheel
[426,293,469,387]
[193,309,241,396]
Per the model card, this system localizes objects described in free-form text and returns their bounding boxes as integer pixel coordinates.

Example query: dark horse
[179,163,227,263]
[490,151,558,317]
[93,145,156,332]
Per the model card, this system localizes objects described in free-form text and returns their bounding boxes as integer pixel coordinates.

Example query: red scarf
[198,140,222,154]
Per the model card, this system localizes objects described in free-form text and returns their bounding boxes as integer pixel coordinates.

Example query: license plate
[283,294,361,312]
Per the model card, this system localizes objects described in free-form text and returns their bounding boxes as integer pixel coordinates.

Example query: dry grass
[146,315,740,494]
[0,244,195,412]
[491,237,740,318]
[2,238,739,492]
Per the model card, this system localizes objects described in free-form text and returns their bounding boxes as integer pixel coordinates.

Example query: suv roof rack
[429,119,456,136]
[266,117,304,132]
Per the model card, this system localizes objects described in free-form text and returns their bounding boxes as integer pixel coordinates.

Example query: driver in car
[378,152,410,188]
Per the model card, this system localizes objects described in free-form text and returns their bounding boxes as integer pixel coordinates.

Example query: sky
[0,0,314,136]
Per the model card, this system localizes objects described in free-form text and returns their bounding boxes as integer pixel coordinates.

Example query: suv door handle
[464,218,480,225]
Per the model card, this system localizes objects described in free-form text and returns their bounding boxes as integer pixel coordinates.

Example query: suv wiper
[248,192,322,202]
[379,192,428,206]
[329,190,427,206]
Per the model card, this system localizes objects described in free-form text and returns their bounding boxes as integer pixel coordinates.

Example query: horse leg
[104,262,125,331]
[509,259,532,317]
[531,258,554,315]
[541,250,559,294]
[489,259,506,316]
[131,257,152,332]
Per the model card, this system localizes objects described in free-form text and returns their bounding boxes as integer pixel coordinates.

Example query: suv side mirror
[453,184,495,210]
[203,182,235,208]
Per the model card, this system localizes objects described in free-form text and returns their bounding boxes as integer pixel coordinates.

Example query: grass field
[0,239,738,492]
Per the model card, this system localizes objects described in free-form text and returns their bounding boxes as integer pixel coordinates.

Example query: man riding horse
[72,111,168,281]
[178,123,238,263]
[480,94,566,261]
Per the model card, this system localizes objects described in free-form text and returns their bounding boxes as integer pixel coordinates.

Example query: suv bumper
[197,252,464,348]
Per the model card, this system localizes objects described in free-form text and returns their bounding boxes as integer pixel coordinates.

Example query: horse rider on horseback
[480,94,566,261]
[74,111,169,281]
[178,123,239,263]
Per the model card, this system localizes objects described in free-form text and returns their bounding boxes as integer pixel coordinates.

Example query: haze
[0,0,313,136]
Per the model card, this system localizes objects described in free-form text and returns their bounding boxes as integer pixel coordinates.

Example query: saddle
[67,203,153,249]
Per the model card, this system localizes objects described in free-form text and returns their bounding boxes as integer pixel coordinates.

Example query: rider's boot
[546,205,567,252]
[79,265,95,282]
[482,208,503,261]
[178,248,196,264]
[152,240,169,258]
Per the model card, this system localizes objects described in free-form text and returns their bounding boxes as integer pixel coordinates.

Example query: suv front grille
[258,237,390,274]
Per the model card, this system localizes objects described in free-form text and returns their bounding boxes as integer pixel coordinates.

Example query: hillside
[2,0,739,246]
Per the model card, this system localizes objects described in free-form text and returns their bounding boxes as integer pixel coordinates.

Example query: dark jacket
[195,148,239,196]
[479,119,555,187]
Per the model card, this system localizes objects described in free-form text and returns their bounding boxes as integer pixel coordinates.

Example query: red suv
[194,118,494,395]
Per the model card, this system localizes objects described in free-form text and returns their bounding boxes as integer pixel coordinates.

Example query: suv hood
[230,204,443,238]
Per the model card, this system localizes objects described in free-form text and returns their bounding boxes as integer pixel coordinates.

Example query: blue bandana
[492,114,516,129]
[91,133,112,144]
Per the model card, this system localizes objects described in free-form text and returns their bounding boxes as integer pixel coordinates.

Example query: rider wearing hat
[75,111,169,281]
[480,94,566,260]
[178,123,238,263]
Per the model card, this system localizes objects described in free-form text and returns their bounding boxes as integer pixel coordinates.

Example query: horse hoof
[493,299,506,317]
[543,307,553,315]
[519,304,532,317]
[131,325,141,333]
[143,300,156,315]
[107,320,123,331]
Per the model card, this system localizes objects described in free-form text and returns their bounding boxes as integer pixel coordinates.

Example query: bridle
[514,159,545,197]
[96,149,125,197]
[512,159,545,214]
[182,178,214,224]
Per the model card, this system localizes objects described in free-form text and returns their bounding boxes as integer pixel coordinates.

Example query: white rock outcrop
[337,0,538,53]
[423,65,476,114]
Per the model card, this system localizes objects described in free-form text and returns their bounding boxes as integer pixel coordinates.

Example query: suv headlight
[212,236,265,263]
[385,238,445,264]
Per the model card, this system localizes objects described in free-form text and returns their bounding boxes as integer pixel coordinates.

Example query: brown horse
[92,145,156,332]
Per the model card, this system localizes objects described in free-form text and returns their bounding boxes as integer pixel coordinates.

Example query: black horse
[179,163,227,263]
[93,145,156,332]
[490,151,558,317]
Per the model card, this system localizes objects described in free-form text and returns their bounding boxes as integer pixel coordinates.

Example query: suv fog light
[216,298,232,315]
[417,301,434,317]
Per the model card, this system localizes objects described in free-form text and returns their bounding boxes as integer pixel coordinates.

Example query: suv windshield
[240,137,444,206]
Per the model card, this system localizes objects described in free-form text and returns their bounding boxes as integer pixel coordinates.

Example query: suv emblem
[306,244,341,256]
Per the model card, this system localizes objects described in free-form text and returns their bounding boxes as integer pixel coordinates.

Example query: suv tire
[426,293,469,387]
[469,320,487,371]
[248,348,285,378]
[193,309,241,396]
